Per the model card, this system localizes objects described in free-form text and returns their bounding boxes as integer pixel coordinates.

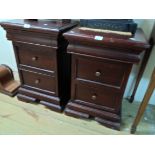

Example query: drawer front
[17,44,56,71]
[21,70,56,93]
[76,57,126,88]
[74,82,120,112]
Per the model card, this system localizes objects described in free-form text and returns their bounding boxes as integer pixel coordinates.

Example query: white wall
[0,19,155,104]
[124,19,155,105]
[0,19,17,71]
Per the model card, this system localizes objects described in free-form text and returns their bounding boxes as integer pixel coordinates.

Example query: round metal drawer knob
[35,79,40,84]
[91,95,97,100]
[32,56,38,61]
[95,71,101,77]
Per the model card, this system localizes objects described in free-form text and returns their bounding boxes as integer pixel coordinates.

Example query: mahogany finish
[0,19,77,112]
[21,70,56,93]
[64,27,149,130]
[76,57,129,88]
[17,43,56,71]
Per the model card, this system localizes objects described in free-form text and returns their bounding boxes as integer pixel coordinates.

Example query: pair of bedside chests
[0,20,149,130]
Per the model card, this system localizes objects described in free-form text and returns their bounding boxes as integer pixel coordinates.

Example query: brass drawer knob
[91,95,97,100]
[35,79,40,84]
[95,71,101,77]
[32,56,38,61]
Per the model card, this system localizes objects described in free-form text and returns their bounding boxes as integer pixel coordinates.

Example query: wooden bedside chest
[0,19,77,112]
[64,27,149,130]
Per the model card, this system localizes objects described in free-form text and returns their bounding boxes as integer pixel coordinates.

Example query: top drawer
[76,57,128,88]
[16,43,56,71]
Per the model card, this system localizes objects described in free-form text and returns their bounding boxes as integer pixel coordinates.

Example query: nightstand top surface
[64,27,150,64]
[64,26,149,49]
[0,19,77,34]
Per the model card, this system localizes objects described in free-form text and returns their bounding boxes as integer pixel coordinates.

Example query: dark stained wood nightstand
[0,19,77,112]
[64,27,149,130]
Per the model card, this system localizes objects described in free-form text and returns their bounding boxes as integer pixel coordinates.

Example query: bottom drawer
[21,70,56,94]
[74,82,121,112]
